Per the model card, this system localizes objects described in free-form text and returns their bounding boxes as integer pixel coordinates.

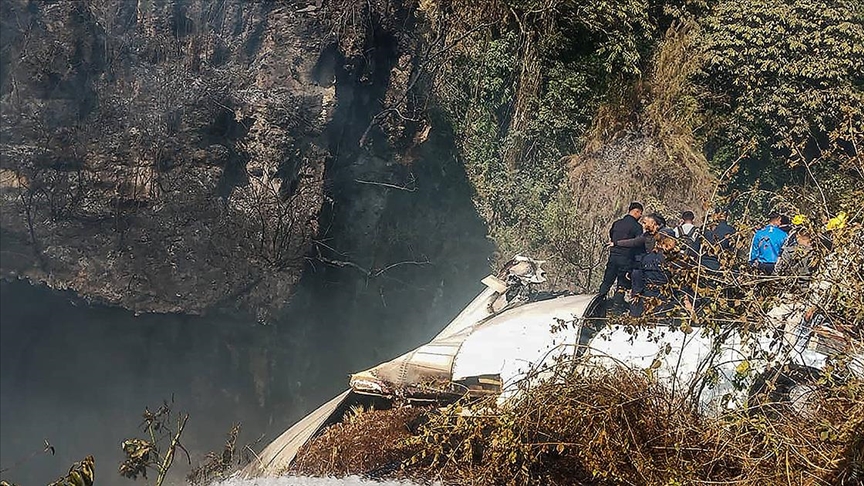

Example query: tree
[698,0,864,184]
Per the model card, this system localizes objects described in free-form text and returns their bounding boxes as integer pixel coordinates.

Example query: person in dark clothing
[630,233,677,317]
[612,213,664,253]
[774,228,816,291]
[653,213,669,234]
[701,207,736,271]
[779,214,793,234]
[598,202,644,309]
[612,213,665,308]
[673,210,702,261]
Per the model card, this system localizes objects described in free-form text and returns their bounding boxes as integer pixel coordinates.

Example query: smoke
[0,138,492,486]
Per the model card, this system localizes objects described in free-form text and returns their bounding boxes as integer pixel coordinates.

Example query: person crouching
[630,233,677,317]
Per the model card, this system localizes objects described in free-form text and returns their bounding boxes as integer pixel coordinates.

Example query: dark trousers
[629,286,668,317]
[599,254,632,296]
[755,262,775,274]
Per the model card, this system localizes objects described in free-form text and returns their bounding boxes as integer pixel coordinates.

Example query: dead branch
[316,253,431,279]
[154,413,189,486]
[354,176,416,192]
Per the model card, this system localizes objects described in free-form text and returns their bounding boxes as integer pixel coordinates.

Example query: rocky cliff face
[0,0,428,319]
[0,0,717,319]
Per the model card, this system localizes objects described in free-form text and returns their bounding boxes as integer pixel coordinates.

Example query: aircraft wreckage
[242,256,864,477]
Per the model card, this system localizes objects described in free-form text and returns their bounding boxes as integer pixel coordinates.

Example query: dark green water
[0,280,297,484]
[0,266,487,485]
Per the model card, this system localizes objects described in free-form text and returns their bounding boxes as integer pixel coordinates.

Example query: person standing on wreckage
[598,202,644,313]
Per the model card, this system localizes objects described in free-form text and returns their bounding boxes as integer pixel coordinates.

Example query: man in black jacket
[701,207,736,271]
[598,202,644,308]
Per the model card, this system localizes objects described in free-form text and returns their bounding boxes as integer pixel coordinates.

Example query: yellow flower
[826,211,847,231]
[791,214,807,225]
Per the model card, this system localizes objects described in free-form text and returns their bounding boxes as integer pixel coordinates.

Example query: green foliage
[698,0,864,182]
[529,59,598,161]
[536,0,654,76]
[427,0,680,270]
[537,187,608,290]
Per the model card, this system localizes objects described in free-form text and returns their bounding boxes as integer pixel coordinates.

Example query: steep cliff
[4,0,858,318]
[0,1,358,318]
[0,0,700,318]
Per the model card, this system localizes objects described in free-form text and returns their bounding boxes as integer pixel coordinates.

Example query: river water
[0,280,295,485]
[0,244,489,486]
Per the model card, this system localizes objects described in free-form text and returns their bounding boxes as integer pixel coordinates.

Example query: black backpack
[675,225,701,259]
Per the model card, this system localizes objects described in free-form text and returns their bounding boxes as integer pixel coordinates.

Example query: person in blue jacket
[749,212,788,274]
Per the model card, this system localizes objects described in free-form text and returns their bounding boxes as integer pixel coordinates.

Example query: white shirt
[675,223,696,238]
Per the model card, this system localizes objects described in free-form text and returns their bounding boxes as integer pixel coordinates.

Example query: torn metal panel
[452,294,598,397]
[241,390,352,477]
[350,288,601,400]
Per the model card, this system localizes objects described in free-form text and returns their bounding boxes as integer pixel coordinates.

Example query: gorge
[1,0,861,485]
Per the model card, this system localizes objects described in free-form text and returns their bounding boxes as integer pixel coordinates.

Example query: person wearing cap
[749,212,788,274]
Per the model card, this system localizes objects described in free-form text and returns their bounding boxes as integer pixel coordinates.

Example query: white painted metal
[583,310,864,415]
[241,390,352,477]
[350,291,599,397]
[451,294,597,396]
[243,278,863,479]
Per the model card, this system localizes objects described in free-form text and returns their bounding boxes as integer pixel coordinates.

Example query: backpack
[674,225,701,260]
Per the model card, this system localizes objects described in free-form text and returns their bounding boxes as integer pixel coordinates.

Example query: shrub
[698,0,864,184]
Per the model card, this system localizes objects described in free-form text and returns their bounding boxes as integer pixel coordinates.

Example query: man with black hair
[673,210,701,260]
[612,212,664,253]
[701,207,736,271]
[779,214,792,233]
[749,212,788,274]
[598,202,644,310]
[611,213,665,308]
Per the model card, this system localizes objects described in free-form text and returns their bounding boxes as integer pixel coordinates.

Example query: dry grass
[569,19,714,219]
[288,406,428,479]
[289,370,864,485]
[550,21,716,293]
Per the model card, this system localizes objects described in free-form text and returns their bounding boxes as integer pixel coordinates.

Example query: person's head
[653,213,667,229]
[779,215,792,231]
[681,210,695,224]
[654,233,676,253]
[642,213,662,233]
[768,212,782,226]
[713,206,729,221]
[796,229,812,247]
[628,202,644,219]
